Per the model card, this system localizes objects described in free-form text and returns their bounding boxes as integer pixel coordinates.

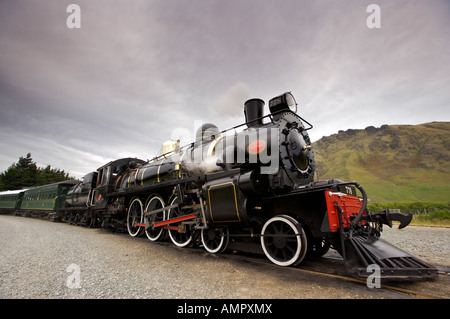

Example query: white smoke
[181,154,222,176]
[212,82,251,116]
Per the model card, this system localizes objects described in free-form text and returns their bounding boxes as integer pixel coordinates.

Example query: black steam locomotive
[48,92,438,280]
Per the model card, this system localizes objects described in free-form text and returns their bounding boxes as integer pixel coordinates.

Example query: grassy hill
[313,122,450,204]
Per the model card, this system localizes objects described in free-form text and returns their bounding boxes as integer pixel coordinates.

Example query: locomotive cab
[92,158,146,209]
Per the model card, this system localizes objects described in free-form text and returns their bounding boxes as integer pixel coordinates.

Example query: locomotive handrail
[149,109,314,164]
[265,179,355,199]
[219,109,313,134]
[349,182,368,228]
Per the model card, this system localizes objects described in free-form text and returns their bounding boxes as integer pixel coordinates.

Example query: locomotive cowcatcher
[60,92,438,281]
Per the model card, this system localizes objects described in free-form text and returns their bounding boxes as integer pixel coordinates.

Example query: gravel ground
[380,225,450,268]
[0,214,448,299]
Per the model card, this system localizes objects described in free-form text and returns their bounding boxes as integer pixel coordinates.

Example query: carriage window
[83,173,92,184]
[112,165,120,179]
[96,166,111,186]
[97,169,104,186]
[105,166,111,185]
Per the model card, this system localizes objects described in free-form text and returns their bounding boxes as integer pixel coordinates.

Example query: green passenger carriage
[0,189,26,213]
[20,181,79,216]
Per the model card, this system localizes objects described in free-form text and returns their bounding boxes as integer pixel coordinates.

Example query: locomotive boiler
[61,91,437,280]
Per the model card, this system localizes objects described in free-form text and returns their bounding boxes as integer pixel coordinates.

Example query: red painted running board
[134,214,196,228]
[154,213,196,227]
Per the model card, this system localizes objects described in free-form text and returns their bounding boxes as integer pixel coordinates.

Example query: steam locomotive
[2,92,438,280]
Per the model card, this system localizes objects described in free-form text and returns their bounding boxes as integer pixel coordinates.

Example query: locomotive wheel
[74,213,81,226]
[87,211,96,228]
[145,195,166,242]
[201,227,229,254]
[261,215,308,267]
[167,196,193,247]
[127,198,144,237]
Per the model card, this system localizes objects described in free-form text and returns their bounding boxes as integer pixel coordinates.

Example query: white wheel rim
[145,195,165,241]
[261,215,305,266]
[127,198,143,237]
[168,197,192,247]
[201,228,228,254]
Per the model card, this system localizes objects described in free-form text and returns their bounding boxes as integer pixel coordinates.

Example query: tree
[37,165,72,185]
[0,153,37,190]
[0,153,74,191]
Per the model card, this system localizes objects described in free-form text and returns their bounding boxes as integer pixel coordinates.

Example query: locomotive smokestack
[244,98,264,128]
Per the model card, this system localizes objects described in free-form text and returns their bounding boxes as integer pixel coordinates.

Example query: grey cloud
[0,0,449,177]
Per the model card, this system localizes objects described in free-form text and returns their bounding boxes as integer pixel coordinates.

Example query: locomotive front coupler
[364,209,413,230]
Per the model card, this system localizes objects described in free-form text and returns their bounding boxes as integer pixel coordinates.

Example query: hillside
[313,122,450,203]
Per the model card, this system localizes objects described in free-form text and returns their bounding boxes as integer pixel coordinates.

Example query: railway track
[151,238,449,299]
[287,263,449,299]
[227,253,449,299]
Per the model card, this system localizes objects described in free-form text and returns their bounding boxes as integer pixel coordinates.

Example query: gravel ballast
[0,214,448,299]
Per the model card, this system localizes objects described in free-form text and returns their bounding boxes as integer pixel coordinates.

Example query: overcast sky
[0,0,449,178]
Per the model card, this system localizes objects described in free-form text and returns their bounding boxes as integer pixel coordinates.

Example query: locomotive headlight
[269,92,298,115]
